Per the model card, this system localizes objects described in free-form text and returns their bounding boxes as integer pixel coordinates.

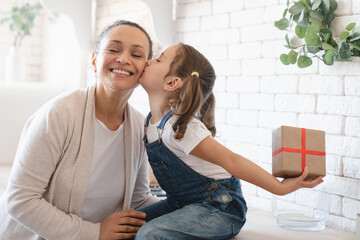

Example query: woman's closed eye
[107,48,119,53]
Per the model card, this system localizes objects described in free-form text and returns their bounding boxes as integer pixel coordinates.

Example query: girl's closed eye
[156,59,160,62]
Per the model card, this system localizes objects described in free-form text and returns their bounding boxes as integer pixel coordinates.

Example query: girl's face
[139,45,178,95]
[92,25,150,92]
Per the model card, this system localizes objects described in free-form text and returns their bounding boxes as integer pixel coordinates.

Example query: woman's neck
[95,84,132,131]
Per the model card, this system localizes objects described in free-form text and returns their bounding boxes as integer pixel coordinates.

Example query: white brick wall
[173,0,360,233]
[93,0,360,233]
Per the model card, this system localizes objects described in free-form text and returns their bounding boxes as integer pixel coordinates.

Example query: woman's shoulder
[33,85,94,122]
[51,86,92,108]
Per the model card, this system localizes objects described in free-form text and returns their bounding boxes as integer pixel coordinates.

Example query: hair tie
[191,71,199,77]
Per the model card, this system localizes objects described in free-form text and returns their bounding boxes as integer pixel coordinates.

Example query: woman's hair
[95,20,153,59]
[168,43,216,139]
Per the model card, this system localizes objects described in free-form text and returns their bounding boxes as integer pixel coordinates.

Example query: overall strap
[157,110,173,140]
[144,112,152,128]
[143,112,152,142]
[144,110,173,142]
[158,110,173,130]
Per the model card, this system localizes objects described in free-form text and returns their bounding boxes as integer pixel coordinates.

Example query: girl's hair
[168,43,216,139]
[95,20,153,59]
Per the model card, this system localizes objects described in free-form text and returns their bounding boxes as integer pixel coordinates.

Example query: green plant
[275,0,360,68]
[0,2,42,47]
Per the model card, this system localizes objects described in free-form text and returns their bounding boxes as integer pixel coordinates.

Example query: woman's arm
[5,102,99,239]
[190,136,323,195]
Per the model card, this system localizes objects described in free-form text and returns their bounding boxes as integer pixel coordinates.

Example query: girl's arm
[190,136,323,196]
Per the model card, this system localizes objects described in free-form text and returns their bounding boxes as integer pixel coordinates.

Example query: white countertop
[233,208,356,240]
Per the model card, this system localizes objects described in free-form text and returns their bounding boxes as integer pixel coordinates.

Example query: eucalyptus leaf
[349,34,360,42]
[300,0,312,9]
[280,54,290,65]
[288,50,298,64]
[275,18,290,30]
[308,19,322,33]
[294,13,310,27]
[329,0,338,11]
[330,39,338,49]
[338,42,351,59]
[307,45,320,53]
[297,55,313,68]
[349,43,360,51]
[295,25,307,38]
[323,32,331,43]
[299,8,305,22]
[309,10,324,21]
[325,12,335,26]
[282,8,288,18]
[339,31,350,40]
[289,2,304,15]
[305,31,321,46]
[312,0,322,10]
[346,22,356,31]
[323,50,334,65]
[321,0,331,14]
[285,34,291,46]
[334,55,352,61]
[353,48,360,57]
[322,42,336,50]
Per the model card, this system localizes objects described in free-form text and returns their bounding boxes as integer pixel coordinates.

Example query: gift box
[272,126,326,179]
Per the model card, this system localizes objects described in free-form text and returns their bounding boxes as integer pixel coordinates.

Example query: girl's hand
[99,209,146,240]
[279,166,324,195]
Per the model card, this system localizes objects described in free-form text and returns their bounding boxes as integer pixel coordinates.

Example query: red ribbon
[272,128,326,173]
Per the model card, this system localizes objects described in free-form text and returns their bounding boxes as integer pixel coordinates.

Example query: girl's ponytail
[172,74,203,139]
[199,92,216,137]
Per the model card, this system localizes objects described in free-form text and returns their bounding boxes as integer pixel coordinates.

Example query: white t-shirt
[81,118,126,223]
[146,115,231,180]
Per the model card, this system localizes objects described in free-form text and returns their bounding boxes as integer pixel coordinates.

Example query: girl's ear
[91,52,97,72]
[164,77,182,92]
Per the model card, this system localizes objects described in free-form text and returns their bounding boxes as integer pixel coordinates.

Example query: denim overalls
[135,111,247,240]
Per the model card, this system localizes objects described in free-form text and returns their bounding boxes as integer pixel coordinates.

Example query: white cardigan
[0,84,157,240]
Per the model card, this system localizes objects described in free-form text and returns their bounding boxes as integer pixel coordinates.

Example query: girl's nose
[146,59,156,66]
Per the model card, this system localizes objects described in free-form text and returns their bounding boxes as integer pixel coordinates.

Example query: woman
[0,20,158,240]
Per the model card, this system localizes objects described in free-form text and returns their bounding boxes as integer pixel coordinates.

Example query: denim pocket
[150,160,178,192]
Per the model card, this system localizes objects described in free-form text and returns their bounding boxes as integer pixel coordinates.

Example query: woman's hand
[99,209,146,240]
[279,167,324,195]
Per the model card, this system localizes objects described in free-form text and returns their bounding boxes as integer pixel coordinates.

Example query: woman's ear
[164,77,182,92]
[91,52,97,72]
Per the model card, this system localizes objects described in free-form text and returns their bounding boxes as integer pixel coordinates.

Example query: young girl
[136,43,323,240]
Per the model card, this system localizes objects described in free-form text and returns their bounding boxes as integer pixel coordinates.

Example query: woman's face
[139,45,178,95]
[92,25,150,92]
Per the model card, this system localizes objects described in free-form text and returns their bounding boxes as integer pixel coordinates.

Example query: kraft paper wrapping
[272,126,326,179]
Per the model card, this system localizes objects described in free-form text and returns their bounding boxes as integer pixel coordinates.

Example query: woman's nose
[116,53,130,64]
